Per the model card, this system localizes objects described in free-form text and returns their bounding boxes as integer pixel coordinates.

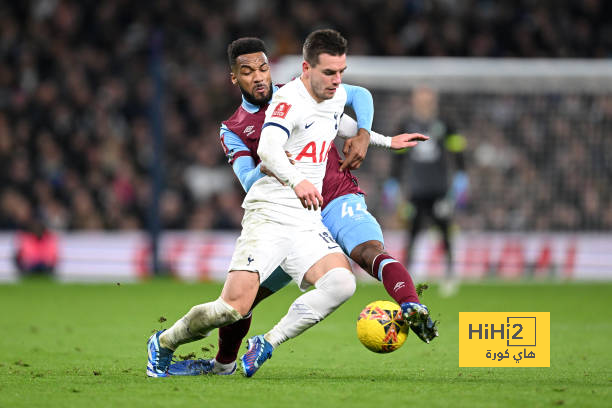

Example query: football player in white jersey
[147,29,367,378]
[241,45,353,222]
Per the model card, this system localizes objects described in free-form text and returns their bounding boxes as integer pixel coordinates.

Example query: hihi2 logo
[459,312,550,367]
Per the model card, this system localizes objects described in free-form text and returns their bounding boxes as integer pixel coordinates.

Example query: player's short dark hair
[227,37,267,68]
[302,29,347,67]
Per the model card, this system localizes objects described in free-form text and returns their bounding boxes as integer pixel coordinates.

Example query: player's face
[231,52,273,106]
[412,87,438,121]
[303,53,347,102]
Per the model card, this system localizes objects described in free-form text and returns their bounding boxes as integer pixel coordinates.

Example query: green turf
[0,279,610,408]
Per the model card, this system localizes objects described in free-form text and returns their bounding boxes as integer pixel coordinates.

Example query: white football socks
[264,267,355,348]
[160,297,242,351]
[212,359,236,375]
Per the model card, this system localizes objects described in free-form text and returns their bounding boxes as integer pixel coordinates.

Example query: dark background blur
[1,0,611,234]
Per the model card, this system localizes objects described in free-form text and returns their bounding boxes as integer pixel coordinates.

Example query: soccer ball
[356,300,409,353]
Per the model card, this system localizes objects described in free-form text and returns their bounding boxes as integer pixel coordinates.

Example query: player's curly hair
[227,37,267,68]
[303,29,347,67]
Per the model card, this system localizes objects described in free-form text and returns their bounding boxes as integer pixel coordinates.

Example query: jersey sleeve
[337,114,391,148]
[341,84,373,132]
[220,125,252,165]
[259,95,305,188]
[232,156,265,192]
[220,125,265,192]
[262,95,300,138]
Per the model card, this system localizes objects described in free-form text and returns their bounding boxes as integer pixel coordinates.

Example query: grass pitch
[0,279,610,408]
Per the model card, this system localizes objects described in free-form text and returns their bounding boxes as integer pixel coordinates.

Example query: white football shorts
[228,209,344,290]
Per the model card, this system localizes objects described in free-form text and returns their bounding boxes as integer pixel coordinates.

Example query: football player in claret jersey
[161,34,437,378]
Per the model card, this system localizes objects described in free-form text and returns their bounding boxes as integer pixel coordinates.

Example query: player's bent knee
[221,270,259,316]
[304,253,351,285]
[350,240,384,270]
[316,267,356,304]
[320,252,351,270]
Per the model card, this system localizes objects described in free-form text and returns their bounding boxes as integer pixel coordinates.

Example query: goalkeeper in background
[390,87,468,296]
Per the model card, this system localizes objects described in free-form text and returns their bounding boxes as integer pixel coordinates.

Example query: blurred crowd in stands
[1,0,611,233]
[368,92,612,231]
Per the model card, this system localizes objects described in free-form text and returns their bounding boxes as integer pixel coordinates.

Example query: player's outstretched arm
[338,114,429,150]
[390,133,429,149]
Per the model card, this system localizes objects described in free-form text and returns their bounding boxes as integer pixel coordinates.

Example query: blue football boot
[168,359,236,376]
[401,302,439,344]
[146,330,174,377]
[240,335,274,377]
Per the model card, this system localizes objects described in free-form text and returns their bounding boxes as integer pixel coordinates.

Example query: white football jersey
[243,77,347,226]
